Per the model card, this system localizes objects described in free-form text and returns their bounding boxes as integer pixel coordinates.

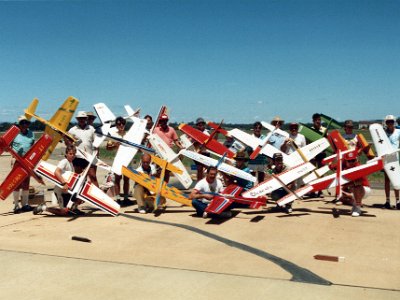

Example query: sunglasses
[386,120,395,124]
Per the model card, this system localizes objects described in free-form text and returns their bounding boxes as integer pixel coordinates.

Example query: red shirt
[153,126,179,147]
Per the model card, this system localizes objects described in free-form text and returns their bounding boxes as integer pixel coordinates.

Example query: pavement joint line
[1,248,398,293]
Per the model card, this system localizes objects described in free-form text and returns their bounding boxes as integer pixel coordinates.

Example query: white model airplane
[277,158,384,207]
[35,150,120,216]
[147,133,193,189]
[180,149,256,183]
[229,128,330,167]
[93,103,149,175]
[242,162,316,198]
[369,123,400,189]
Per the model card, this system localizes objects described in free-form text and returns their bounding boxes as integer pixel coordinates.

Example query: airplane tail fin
[369,123,394,157]
[205,119,223,145]
[356,133,375,159]
[207,121,228,136]
[124,105,140,119]
[24,98,39,120]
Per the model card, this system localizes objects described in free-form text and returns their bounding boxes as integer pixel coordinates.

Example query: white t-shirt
[68,125,96,157]
[193,177,224,204]
[285,133,307,154]
[54,158,74,197]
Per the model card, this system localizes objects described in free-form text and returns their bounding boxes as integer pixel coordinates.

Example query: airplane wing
[94,102,116,124]
[308,159,383,192]
[229,128,288,160]
[320,113,342,130]
[369,123,400,189]
[277,185,314,207]
[285,138,330,166]
[328,130,348,153]
[242,162,316,197]
[180,149,256,183]
[78,181,120,216]
[22,134,53,169]
[0,164,29,200]
[261,121,289,138]
[122,166,192,207]
[179,123,235,158]
[147,133,193,189]
[48,96,79,131]
[35,161,119,216]
[302,165,331,184]
[0,125,20,155]
[111,116,147,175]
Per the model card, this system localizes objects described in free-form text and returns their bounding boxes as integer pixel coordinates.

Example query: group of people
[8,110,400,218]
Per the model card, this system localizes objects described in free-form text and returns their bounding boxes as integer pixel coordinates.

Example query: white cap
[76,111,88,119]
[385,115,396,121]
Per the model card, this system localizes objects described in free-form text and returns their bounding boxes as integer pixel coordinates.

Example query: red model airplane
[0,125,53,200]
[277,158,384,207]
[178,122,235,158]
[205,184,266,215]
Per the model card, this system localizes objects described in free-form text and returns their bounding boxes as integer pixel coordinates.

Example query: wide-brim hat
[76,111,88,119]
[86,111,97,119]
[18,115,31,124]
[271,116,284,124]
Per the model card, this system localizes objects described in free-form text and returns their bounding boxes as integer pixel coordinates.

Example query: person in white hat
[11,116,35,213]
[269,116,286,150]
[383,115,400,209]
[66,111,98,186]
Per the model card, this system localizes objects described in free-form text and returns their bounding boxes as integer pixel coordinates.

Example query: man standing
[247,121,268,183]
[190,166,224,218]
[153,114,183,149]
[11,116,35,213]
[193,117,210,180]
[281,122,306,155]
[67,111,98,186]
[383,115,400,209]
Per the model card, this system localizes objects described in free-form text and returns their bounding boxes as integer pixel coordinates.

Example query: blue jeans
[192,199,208,216]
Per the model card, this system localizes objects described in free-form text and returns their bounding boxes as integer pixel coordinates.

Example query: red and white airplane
[0,125,53,200]
[179,122,235,158]
[277,158,384,207]
[35,150,120,216]
[205,184,266,215]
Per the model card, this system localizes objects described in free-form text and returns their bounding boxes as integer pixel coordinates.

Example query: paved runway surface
[0,153,399,299]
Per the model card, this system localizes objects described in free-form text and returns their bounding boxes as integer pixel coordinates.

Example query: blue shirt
[386,128,400,150]
[234,166,254,191]
[11,130,35,156]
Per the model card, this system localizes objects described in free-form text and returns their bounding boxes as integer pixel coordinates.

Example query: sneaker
[317,191,324,198]
[13,207,21,214]
[285,205,293,214]
[397,202,400,210]
[202,212,209,219]
[351,206,362,217]
[20,205,34,212]
[121,199,135,207]
[384,202,391,209]
[138,207,146,214]
[33,204,45,215]
[220,211,232,218]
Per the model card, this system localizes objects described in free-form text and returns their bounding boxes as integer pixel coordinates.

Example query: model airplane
[179,122,235,158]
[35,150,120,216]
[228,127,330,167]
[369,123,400,189]
[180,149,256,183]
[24,97,79,160]
[0,126,53,200]
[327,130,375,159]
[147,133,193,189]
[205,184,266,215]
[93,103,151,175]
[121,166,193,207]
[277,158,384,207]
[242,162,316,198]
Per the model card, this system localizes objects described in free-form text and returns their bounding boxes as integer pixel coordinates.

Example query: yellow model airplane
[24,97,79,160]
[121,155,192,208]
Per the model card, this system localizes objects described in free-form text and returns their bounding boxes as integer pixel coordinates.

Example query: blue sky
[0,0,399,124]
